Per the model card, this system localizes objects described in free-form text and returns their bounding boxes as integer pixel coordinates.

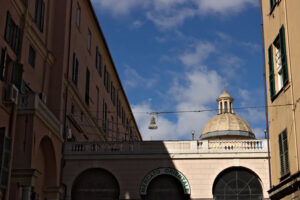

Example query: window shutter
[279,25,288,85]
[270,0,276,10]
[96,47,99,70]
[40,0,45,32]
[14,26,22,55]
[268,45,275,99]
[0,48,7,81]
[11,62,23,89]
[34,0,39,23]
[279,130,289,177]
[4,12,12,44]
[282,130,289,175]
[0,129,11,189]
[85,68,90,105]
[72,53,78,85]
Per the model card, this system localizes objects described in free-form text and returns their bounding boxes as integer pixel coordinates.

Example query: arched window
[72,168,120,200]
[144,175,189,200]
[220,102,223,114]
[213,167,263,200]
[224,101,228,113]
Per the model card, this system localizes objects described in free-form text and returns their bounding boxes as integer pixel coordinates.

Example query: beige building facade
[261,0,300,199]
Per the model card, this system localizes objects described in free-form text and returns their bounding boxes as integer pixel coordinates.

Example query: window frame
[268,25,289,102]
[34,0,45,32]
[72,53,79,85]
[76,4,81,28]
[88,29,91,52]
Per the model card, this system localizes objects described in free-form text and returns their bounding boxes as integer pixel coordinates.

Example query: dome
[199,88,255,140]
[200,113,255,140]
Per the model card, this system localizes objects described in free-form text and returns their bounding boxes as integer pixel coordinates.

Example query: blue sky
[91,0,266,140]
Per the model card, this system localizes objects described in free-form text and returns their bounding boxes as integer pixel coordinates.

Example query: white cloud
[131,20,144,28]
[133,69,223,140]
[195,0,258,14]
[92,0,258,29]
[123,65,158,89]
[179,42,215,67]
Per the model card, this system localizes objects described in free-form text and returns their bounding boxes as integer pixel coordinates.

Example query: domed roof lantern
[217,87,234,114]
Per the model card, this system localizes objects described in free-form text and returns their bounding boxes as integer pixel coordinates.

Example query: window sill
[271,82,290,102]
[280,172,290,182]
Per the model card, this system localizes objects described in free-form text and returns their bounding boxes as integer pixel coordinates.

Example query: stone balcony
[18,93,62,137]
[64,139,268,157]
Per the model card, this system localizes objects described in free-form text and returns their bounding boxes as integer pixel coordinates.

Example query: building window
[34,0,45,32]
[76,4,81,27]
[111,85,116,106]
[268,25,288,100]
[103,100,107,133]
[72,53,79,85]
[85,68,90,105]
[279,130,289,177]
[0,127,12,189]
[4,12,22,55]
[28,45,36,68]
[0,48,8,81]
[11,62,23,89]
[96,46,102,76]
[104,66,110,93]
[270,0,276,11]
[88,29,91,51]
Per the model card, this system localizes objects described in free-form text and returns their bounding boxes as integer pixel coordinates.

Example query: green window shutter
[34,0,39,23]
[270,0,276,10]
[279,130,289,177]
[279,25,289,85]
[85,68,90,105]
[0,129,12,189]
[14,26,22,55]
[268,45,275,99]
[40,0,45,32]
[4,12,12,44]
[11,62,23,89]
[282,130,289,174]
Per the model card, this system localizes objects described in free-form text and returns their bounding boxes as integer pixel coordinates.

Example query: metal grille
[213,168,263,200]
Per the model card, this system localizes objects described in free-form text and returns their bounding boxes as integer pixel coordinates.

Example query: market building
[62,91,270,200]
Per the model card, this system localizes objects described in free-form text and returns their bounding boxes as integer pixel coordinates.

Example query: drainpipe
[259,0,272,189]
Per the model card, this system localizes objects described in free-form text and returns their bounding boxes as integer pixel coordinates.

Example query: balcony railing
[64,139,268,155]
[18,94,62,136]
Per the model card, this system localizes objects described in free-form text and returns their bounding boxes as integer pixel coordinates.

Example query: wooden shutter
[11,62,23,89]
[4,12,12,44]
[0,128,12,189]
[270,0,276,10]
[40,0,45,32]
[279,130,289,176]
[0,48,7,81]
[268,45,275,99]
[279,25,288,85]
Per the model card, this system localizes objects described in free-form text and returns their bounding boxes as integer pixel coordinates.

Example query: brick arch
[35,136,58,198]
[71,168,120,200]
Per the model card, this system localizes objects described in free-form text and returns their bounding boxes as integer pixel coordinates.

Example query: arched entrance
[72,168,120,200]
[213,167,263,200]
[140,168,190,200]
